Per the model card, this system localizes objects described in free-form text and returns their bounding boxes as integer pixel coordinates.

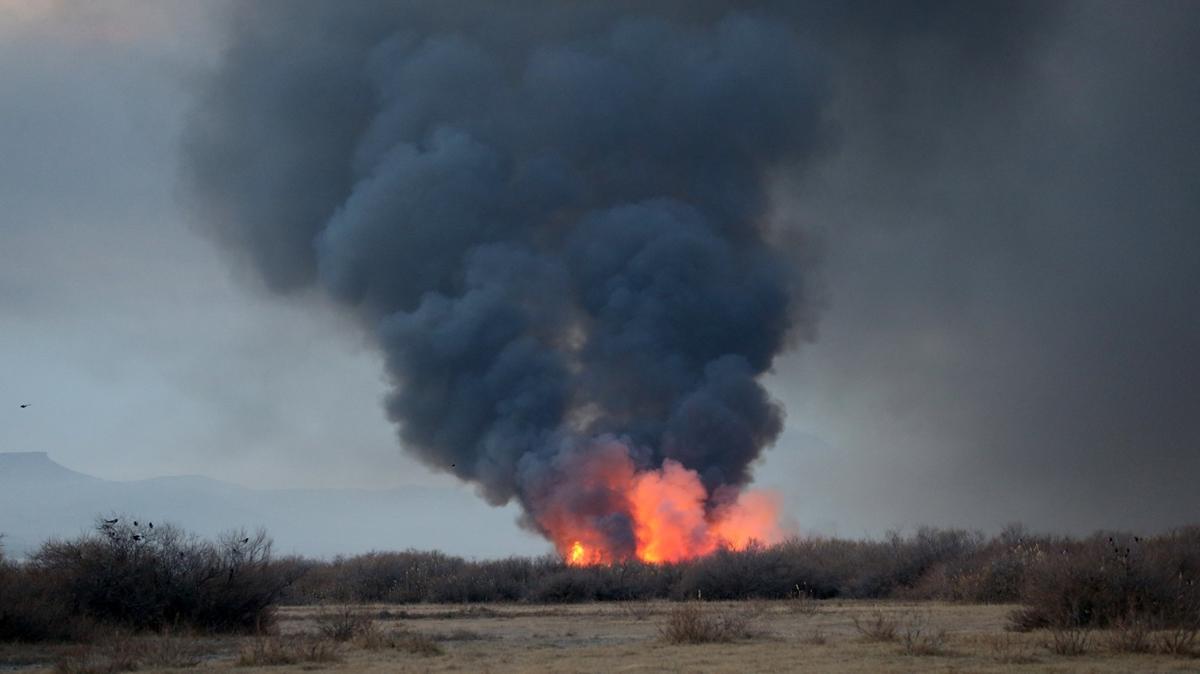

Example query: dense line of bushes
[0,520,299,642]
[280,524,1200,632]
[3,521,1197,643]
[279,526,992,604]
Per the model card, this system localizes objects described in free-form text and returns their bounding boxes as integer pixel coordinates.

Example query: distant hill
[0,452,546,560]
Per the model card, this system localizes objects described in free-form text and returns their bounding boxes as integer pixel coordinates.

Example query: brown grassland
[2,600,1199,673]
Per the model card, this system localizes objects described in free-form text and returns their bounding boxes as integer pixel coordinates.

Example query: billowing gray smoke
[183,2,828,555]
[182,1,1047,555]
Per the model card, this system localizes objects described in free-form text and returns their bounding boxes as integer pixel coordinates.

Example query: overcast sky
[1,1,1197,548]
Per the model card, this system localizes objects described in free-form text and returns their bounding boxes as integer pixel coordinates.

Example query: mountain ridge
[0,451,544,561]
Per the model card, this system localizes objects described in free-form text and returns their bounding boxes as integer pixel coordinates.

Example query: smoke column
[184,2,833,562]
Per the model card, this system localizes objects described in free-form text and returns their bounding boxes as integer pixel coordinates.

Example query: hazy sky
[1,1,1197,548]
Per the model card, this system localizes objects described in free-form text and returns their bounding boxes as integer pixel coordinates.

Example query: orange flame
[541,443,784,565]
[567,541,586,566]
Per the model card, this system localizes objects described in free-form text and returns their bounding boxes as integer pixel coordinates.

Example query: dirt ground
[3,601,1199,673]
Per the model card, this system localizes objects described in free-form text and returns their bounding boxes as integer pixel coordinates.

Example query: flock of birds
[100,517,251,548]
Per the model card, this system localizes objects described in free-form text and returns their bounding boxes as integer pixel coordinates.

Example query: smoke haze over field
[1,1,1197,552]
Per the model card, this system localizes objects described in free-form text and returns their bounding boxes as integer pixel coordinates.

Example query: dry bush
[908,525,1045,602]
[1156,626,1197,656]
[351,621,391,651]
[899,611,948,655]
[620,601,655,621]
[394,632,444,656]
[0,563,96,642]
[27,519,298,636]
[53,632,201,673]
[315,606,374,642]
[426,628,488,642]
[236,637,340,667]
[658,603,757,644]
[851,610,898,642]
[1046,624,1091,656]
[1012,528,1200,634]
[1108,614,1153,653]
[54,641,141,674]
[986,633,1039,664]
[352,624,444,655]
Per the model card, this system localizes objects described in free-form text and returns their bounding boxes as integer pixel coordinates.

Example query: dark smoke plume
[182,1,1052,550]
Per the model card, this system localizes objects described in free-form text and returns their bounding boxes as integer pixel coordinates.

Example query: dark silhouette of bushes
[278,525,1199,619]
[1010,527,1200,633]
[0,519,299,641]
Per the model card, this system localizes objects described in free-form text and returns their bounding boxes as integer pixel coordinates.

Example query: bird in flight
[103,518,119,525]
[19,403,30,409]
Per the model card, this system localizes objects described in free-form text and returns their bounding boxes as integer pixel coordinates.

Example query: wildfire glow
[541,442,784,565]
[567,541,586,566]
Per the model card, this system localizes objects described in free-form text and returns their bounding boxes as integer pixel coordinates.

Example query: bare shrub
[134,633,204,669]
[1156,626,1197,656]
[352,620,391,651]
[852,610,898,642]
[426,628,489,642]
[352,624,444,655]
[0,562,95,642]
[1108,614,1153,653]
[620,601,655,621]
[31,520,297,635]
[658,603,756,644]
[1012,528,1200,635]
[986,633,1039,664]
[803,629,828,645]
[1046,624,1090,656]
[236,637,340,667]
[54,639,141,674]
[899,611,948,655]
[315,606,373,642]
[52,632,201,674]
[395,632,444,656]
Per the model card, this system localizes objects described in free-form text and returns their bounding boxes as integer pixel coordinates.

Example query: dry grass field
[2,601,1198,673]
